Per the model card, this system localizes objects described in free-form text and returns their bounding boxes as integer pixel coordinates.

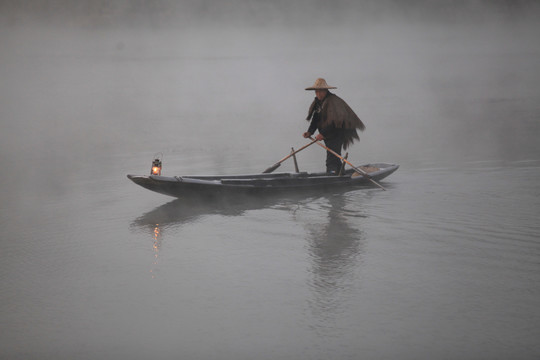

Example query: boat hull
[127,163,398,198]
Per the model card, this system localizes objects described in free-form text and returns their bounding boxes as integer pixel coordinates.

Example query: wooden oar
[309,136,386,191]
[262,139,317,173]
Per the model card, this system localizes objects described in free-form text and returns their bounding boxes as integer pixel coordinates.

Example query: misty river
[1,2,540,359]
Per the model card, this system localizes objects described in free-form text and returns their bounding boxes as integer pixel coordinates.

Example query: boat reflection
[130,189,364,231]
[131,189,371,290]
[131,191,324,276]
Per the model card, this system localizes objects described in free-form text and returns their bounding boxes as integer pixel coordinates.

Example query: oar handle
[309,137,386,191]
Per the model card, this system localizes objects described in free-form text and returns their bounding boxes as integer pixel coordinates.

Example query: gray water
[1,2,540,359]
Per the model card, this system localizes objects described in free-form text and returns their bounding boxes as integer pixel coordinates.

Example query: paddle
[262,139,317,173]
[309,136,386,191]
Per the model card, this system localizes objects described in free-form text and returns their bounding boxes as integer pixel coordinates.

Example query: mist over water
[2,1,540,175]
[1,1,540,359]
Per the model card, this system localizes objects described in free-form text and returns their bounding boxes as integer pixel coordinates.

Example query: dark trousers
[324,137,344,173]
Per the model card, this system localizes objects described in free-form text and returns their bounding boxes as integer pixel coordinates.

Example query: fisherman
[302,78,365,174]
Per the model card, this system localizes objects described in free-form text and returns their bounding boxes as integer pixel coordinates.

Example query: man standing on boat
[303,78,365,174]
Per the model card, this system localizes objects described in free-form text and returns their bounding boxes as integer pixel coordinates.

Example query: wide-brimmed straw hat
[305,78,337,90]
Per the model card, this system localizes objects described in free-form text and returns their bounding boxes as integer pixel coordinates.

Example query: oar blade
[262,163,280,174]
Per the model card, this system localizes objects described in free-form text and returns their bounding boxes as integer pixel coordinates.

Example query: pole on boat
[262,139,317,173]
[291,147,300,173]
[338,152,348,176]
[309,136,386,191]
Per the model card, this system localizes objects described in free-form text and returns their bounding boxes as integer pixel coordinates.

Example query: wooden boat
[127,163,398,198]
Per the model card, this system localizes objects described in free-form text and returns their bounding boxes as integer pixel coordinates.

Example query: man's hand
[315,133,325,141]
[302,132,311,138]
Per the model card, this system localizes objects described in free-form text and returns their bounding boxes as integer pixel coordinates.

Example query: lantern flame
[150,156,163,176]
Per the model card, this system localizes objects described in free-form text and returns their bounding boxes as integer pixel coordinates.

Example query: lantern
[150,153,163,176]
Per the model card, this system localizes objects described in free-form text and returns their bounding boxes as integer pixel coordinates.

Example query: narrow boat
[127,163,398,198]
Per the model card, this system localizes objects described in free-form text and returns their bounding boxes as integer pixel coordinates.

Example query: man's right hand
[302,132,311,138]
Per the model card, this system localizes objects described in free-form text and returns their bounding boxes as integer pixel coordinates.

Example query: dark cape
[306,92,365,149]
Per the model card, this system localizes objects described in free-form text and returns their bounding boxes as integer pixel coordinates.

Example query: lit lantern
[150,154,162,176]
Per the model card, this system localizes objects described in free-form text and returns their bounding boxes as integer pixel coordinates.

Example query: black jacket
[306,92,365,149]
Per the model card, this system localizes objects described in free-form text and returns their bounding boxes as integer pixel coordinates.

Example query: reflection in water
[130,193,281,231]
[130,192,314,278]
[130,189,364,231]
[131,191,369,314]
[301,194,367,334]
[150,224,162,279]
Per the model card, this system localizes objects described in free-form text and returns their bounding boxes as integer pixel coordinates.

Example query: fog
[2,1,540,181]
[1,2,540,359]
